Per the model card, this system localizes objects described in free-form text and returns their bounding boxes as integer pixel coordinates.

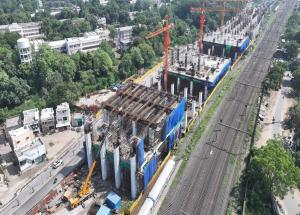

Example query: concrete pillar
[114,146,121,189]
[177,48,180,62]
[212,45,215,56]
[190,81,193,96]
[185,53,188,68]
[177,77,180,93]
[204,85,208,100]
[192,100,196,118]
[184,87,188,99]
[199,92,203,106]
[234,52,238,60]
[208,48,211,56]
[85,132,93,169]
[148,127,154,147]
[130,155,137,199]
[132,121,137,136]
[171,83,175,95]
[100,142,107,180]
[197,56,201,71]
[104,109,110,124]
[184,111,188,129]
[222,47,225,58]
[158,80,163,91]
[150,77,154,87]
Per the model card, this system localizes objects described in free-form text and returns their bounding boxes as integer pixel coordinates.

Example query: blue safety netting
[238,37,250,53]
[208,59,232,89]
[168,131,175,151]
[137,138,145,167]
[162,98,186,141]
[143,154,158,189]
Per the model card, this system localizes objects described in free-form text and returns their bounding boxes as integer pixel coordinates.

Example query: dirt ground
[256,73,295,148]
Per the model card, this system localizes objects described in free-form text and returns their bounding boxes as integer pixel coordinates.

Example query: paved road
[0,136,84,215]
[159,1,296,215]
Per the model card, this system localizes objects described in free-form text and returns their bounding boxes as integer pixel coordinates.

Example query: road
[0,136,84,215]
[159,1,297,215]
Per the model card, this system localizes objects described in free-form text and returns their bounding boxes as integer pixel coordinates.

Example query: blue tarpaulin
[208,59,232,89]
[168,131,175,150]
[162,98,186,141]
[137,138,145,167]
[143,154,158,189]
[238,37,250,53]
[96,205,110,215]
[106,191,121,210]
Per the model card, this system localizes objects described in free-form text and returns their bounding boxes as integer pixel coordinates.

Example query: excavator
[65,160,97,209]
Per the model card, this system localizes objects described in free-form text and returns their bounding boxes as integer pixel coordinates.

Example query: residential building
[4,116,22,140]
[97,17,107,26]
[71,113,84,127]
[0,22,43,39]
[41,108,55,133]
[23,108,40,133]
[114,26,134,49]
[14,137,46,172]
[56,102,71,129]
[8,126,35,151]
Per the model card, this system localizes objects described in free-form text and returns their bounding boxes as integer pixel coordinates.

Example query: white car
[52,160,63,169]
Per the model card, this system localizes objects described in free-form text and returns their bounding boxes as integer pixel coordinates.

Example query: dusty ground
[0,130,83,205]
[256,73,295,148]
[76,90,115,108]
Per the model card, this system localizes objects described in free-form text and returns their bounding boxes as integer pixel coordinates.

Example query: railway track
[160,1,296,214]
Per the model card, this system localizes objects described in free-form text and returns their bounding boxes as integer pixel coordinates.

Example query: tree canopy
[246,139,300,214]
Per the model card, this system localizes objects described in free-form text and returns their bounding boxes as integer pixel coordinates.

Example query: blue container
[106,191,121,210]
[96,205,110,215]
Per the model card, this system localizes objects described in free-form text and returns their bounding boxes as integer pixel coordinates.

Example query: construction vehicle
[65,160,97,209]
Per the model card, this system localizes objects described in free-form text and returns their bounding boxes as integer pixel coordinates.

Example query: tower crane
[146,15,174,91]
[191,0,247,53]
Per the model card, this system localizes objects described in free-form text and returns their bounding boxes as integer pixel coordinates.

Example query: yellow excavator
[66,160,97,209]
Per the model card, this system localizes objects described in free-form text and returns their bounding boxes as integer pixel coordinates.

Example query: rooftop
[5,116,21,128]
[41,108,54,121]
[23,108,39,125]
[8,125,32,137]
[56,102,70,111]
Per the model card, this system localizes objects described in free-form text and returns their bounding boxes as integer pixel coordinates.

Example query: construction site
[5,0,281,214]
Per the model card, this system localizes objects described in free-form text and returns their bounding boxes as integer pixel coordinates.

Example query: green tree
[130,47,144,70]
[138,43,155,67]
[119,53,133,77]
[46,82,82,107]
[291,68,300,92]
[284,41,299,60]
[93,50,113,76]
[285,104,300,142]
[246,139,300,214]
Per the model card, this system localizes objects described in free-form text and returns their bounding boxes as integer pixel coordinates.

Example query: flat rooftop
[41,108,54,121]
[102,82,178,127]
[203,32,248,47]
[23,108,39,125]
[5,116,21,128]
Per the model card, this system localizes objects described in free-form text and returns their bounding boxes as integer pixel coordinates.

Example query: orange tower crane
[146,15,174,91]
[191,0,247,52]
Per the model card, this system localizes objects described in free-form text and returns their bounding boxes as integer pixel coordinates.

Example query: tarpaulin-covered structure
[161,98,186,141]
[208,59,232,90]
[143,153,158,189]
[238,37,250,53]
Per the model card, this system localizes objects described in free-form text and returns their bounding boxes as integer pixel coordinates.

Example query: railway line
[160,0,297,214]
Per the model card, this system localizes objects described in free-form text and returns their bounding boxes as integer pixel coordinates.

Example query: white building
[17,38,32,63]
[114,26,134,49]
[27,28,110,58]
[99,0,109,6]
[8,126,35,151]
[0,22,43,39]
[56,102,71,129]
[23,108,40,133]
[97,17,107,26]
[41,108,55,133]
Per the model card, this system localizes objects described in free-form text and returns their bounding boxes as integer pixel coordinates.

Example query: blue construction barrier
[238,37,250,53]
[168,131,175,151]
[209,59,232,89]
[143,153,158,189]
[162,98,186,141]
[137,138,145,167]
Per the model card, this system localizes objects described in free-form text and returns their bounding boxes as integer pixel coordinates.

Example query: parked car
[52,159,63,169]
